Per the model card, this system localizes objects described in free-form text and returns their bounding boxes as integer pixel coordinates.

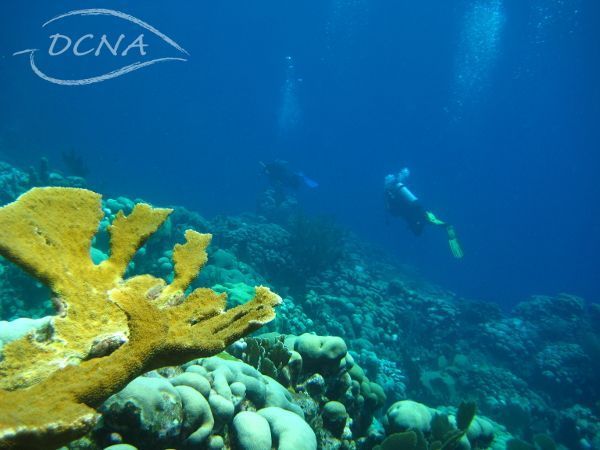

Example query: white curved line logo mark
[13,8,189,86]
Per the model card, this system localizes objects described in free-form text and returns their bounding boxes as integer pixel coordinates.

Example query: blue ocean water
[0,0,598,309]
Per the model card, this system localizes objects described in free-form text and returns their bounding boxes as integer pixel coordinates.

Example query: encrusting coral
[0,187,281,450]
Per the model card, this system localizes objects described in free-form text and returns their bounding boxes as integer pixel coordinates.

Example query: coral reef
[63,333,386,449]
[256,188,299,224]
[61,334,533,450]
[230,333,387,448]
[95,356,311,449]
[378,400,482,450]
[63,335,385,450]
[0,159,598,449]
[88,185,600,448]
[0,187,280,449]
[0,159,85,207]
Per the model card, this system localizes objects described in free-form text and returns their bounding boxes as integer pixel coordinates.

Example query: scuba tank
[395,168,418,203]
[397,183,418,203]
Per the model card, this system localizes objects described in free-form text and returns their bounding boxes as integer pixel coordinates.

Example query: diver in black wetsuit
[260,159,318,191]
[384,168,463,258]
[257,160,318,222]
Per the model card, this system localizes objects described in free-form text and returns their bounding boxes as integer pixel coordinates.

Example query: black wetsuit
[263,160,303,190]
[385,184,428,236]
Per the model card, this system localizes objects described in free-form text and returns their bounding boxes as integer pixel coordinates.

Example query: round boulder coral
[383,400,433,434]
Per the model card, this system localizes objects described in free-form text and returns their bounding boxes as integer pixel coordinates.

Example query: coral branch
[104,204,172,276]
[0,187,281,450]
[158,230,211,306]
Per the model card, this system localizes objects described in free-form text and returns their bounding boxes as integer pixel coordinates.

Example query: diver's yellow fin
[426,211,446,226]
[449,238,464,259]
[426,212,463,258]
[446,225,464,259]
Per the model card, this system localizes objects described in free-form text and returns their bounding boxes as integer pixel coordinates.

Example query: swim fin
[297,172,319,188]
[446,225,464,259]
[426,211,446,226]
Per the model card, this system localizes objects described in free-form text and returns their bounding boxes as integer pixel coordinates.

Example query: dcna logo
[13,8,189,86]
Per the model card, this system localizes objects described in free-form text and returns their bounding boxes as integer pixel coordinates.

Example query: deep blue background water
[0,0,598,307]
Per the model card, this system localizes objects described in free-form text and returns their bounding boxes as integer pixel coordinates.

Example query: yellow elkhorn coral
[0,187,281,450]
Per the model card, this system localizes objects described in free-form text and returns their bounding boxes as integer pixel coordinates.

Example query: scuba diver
[260,159,318,191]
[384,168,463,258]
[257,159,319,223]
